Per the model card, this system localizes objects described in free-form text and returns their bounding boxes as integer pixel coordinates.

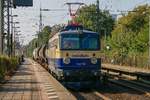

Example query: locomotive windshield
[60,33,100,50]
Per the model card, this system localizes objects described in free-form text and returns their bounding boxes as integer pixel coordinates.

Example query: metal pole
[13,23,15,56]
[10,6,13,56]
[96,0,99,33]
[10,33,12,55]
[7,0,10,56]
[0,0,4,54]
[39,6,42,33]
[149,16,150,67]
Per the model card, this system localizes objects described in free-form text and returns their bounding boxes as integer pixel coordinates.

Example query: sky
[12,0,150,45]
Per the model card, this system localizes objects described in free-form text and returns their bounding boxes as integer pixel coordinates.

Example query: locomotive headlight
[91,57,97,64]
[63,57,70,64]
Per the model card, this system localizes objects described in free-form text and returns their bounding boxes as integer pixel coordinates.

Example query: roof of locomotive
[59,24,99,35]
[59,30,99,35]
[49,24,99,40]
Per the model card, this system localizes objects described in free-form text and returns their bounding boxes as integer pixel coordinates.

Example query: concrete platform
[0,59,76,100]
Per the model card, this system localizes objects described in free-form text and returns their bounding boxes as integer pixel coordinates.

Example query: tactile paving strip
[33,62,59,100]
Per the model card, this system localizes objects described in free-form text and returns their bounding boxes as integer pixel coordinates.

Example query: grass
[0,56,19,80]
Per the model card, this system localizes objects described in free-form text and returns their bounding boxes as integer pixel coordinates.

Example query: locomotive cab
[59,30,101,78]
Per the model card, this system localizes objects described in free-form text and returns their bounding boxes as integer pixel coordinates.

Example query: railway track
[70,89,111,100]
[36,61,150,100]
[69,77,150,100]
[97,79,150,100]
[109,79,150,97]
[70,80,150,100]
[93,91,111,100]
[122,79,150,89]
[139,79,150,85]
[105,71,150,96]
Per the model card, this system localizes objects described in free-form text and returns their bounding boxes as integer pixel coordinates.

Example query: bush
[103,52,149,69]
[0,56,19,80]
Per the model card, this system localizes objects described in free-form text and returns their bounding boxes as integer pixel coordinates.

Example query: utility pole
[149,16,150,66]
[96,0,99,33]
[96,0,99,13]
[7,0,10,56]
[39,6,43,33]
[0,0,4,54]
[37,5,43,47]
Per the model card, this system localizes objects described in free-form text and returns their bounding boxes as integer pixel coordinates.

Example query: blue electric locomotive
[45,24,101,88]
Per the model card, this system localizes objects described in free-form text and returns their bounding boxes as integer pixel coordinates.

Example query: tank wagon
[33,48,39,61]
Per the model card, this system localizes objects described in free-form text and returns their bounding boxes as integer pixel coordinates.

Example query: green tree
[50,24,65,37]
[106,5,150,66]
[75,4,114,37]
[26,24,64,57]
[37,26,51,46]
[26,26,51,57]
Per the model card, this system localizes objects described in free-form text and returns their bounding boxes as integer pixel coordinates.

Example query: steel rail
[93,91,111,100]
[109,79,150,97]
